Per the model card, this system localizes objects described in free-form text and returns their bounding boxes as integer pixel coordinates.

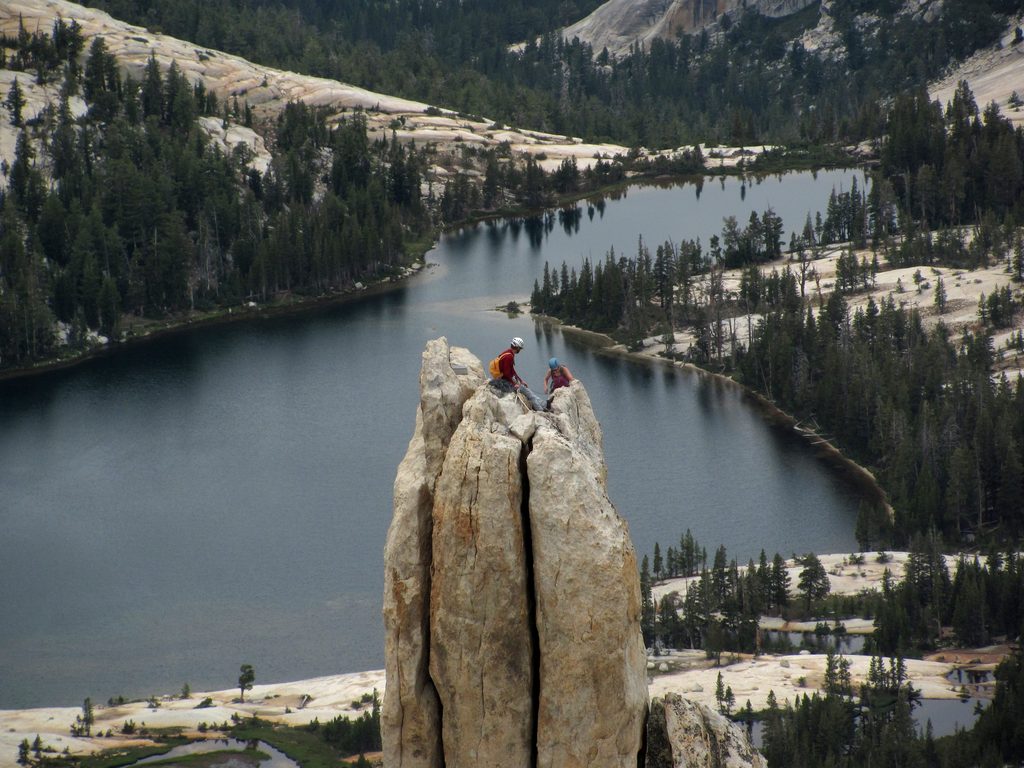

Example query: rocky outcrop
[646,694,766,768]
[383,339,647,768]
[429,390,534,767]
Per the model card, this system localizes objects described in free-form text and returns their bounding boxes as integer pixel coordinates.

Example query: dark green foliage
[640,554,656,646]
[761,649,1024,768]
[737,283,1024,543]
[797,553,830,609]
[70,698,94,737]
[4,77,26,126]
[968,651,1024,763]
[644,534,801,656]
[306,690,381,756]
[238,664,254,701]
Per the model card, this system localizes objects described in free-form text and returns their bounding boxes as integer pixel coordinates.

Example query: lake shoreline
[0,161,861,385]
[535,314,892,514]
[0,268,423,385]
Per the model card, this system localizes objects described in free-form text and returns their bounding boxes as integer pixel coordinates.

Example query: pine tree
[933,275,947,313]
[823,649,852,697]
[771,553,790,612]
[141,53,164,119]
[640,555,655,646]
[797,553,830,610]
[4,78,26,127]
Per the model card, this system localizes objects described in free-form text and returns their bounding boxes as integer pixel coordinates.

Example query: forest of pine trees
[0,21,434,367]
[639,532,1024,765]
[759,646,1024,766]
[639,531,1023,659]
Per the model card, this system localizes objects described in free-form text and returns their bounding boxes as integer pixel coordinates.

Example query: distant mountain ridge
[561,0,817,56]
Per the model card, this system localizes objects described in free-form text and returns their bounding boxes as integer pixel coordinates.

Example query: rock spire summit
[382,337,647,768]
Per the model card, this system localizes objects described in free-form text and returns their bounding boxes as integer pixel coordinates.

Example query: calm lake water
[0,170,867,708]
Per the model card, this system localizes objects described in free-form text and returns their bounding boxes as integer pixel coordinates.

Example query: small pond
[130,739,297,768]
[762,630,868,655]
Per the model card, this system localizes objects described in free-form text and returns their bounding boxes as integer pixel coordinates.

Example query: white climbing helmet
[510,337,525,349]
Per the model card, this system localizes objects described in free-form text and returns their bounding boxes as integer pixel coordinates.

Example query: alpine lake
[0,168,872,708]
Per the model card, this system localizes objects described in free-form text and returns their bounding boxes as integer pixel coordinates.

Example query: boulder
[646,694,765,768]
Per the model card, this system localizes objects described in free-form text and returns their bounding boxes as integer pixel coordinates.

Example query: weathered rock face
[646,694,767,768]
[530,384,648,768]
[383,339,647,768]
[382,338,482,768]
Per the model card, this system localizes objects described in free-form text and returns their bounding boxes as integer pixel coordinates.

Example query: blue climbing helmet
[549,357,559,370]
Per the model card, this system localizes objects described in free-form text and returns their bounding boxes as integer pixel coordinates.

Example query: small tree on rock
[238,664,255,702]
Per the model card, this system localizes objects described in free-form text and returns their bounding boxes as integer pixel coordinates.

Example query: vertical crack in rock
[637,705,650,768]
[520,437,541,768]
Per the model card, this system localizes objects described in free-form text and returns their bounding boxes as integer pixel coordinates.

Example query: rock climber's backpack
[488,354,503,379]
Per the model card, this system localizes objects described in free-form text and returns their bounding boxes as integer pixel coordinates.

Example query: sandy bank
[0,671,385,768]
